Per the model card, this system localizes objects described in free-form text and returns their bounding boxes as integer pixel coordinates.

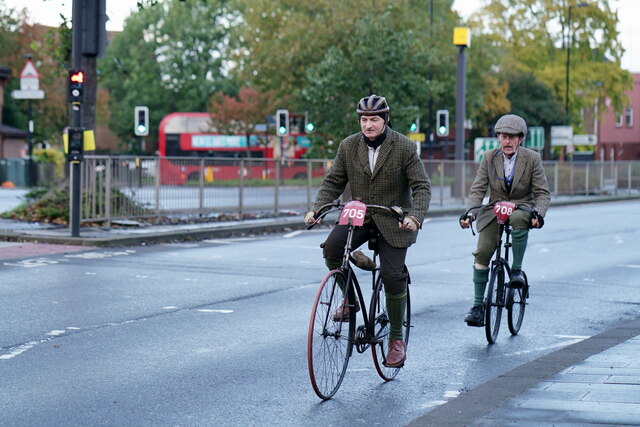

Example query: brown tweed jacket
[313,128,431,248]
[467,146,551,232]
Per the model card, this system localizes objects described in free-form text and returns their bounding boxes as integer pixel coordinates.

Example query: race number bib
[339,200,367,226]
[493,201,516,224]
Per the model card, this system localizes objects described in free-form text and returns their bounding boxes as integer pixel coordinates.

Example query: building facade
[598,73,640,161]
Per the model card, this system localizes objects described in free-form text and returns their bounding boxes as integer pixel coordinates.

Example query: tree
[207,87,278,158]
[0,5,71,148]
[100,0,239,152]
[470,0,632,127]
[237,0,459,155]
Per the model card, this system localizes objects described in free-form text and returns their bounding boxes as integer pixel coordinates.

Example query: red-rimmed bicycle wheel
[307,270,354,400]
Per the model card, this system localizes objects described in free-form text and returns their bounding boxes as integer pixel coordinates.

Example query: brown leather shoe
[332,298,360,322]
[384,339,406,367]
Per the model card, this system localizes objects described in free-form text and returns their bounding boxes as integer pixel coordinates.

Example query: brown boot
[332,298,360,322]
[384,339,406,367]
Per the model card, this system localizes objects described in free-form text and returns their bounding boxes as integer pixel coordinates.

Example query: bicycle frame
[337,219,385,353]
[307,200,410,399]
[491,221,512,284]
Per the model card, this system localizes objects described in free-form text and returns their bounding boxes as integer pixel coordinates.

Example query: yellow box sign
[453,27,471,47]
[407,132,426,142]
[63,129,96,153]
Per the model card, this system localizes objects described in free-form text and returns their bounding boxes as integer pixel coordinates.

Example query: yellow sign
[63,129,96,153]
[407,132,425,142]
[453,27,471,46]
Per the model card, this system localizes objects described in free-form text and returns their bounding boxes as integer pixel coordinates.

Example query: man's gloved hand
[399,216,419,231]
[459,212,475,229]
[304,211,316,224]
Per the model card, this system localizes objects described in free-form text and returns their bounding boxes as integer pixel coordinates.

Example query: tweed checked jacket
[313,128,431,248]
[467,146,551,232]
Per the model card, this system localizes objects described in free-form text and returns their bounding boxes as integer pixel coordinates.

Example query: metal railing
[80,155,640,226]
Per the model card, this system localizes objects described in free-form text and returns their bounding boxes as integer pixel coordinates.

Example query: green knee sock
[386,291,407,340]
[473,266,489,306]
[511,229,529,271]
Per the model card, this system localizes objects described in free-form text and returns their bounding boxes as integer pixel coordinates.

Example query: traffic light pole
[454,44,467,198]
[70,0,83,237]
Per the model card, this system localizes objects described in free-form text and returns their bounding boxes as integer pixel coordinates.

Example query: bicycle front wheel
[485,264,506,344]
[507,271,528,335]
[370,274,411,381]
[307,270,354,400]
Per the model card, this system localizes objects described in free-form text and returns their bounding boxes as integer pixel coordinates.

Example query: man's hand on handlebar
[459,212,475,229]
[304,211,317,224]
[399,216,419,231]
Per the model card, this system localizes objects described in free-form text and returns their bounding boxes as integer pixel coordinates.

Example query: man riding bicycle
[304,94,430,367]
[460,114,550,326]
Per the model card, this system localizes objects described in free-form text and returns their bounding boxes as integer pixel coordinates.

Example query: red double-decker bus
[158,112,318,184]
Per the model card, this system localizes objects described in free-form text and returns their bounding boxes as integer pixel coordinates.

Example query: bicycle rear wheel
[485,263,506,344]
[371,274,411,381]
[307,270,354,400]
[507,271,528,335]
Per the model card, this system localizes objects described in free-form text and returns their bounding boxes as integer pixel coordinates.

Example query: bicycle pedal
[383,360,405,368]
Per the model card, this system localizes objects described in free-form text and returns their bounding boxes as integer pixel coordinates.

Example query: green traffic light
[306,122,315,132]
[278,126,287,135]
[438,125,447,135]
[410,123,417,132]
[137,125,147,133]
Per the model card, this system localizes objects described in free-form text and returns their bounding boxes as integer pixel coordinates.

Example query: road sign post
[10,58,46,187]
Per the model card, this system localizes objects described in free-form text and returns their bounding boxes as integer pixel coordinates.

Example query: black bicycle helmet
[356,94,390,123]
[494,114,527,138]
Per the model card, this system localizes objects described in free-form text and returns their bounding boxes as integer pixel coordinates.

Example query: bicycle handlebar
[459,201,543,235]
[307,200,405,230]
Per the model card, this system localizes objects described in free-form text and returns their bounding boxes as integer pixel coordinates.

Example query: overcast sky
[3,0,639,73]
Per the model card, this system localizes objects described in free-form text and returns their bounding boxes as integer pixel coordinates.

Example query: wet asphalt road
[0,200,638,426]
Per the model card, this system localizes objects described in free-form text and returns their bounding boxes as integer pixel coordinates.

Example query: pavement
[1,188,639,425]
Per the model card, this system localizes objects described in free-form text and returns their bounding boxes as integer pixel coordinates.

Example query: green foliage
[2,187,69,223]
[99,0,240,152]
[237,0,458,153]
[33,148,65,179]
[506,72,565,129]
[471,0,632,129]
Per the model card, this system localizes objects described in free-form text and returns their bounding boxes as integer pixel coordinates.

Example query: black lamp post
[565,2,589,124]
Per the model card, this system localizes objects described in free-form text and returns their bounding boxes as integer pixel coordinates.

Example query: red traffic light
[70,71,84,83]
[68,69,85,103]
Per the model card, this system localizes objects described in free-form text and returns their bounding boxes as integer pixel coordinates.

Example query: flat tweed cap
[495,114,527,137]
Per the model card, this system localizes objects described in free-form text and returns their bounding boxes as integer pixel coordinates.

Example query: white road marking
[614,236,624,244]
[503,337,586,356]
[0,342,37,360]
[622,264,640,269]
[46,330,66,336]
[198,309,233,314]
[421,400,448,409]
[163,306,179,310]
[284,230,303,238]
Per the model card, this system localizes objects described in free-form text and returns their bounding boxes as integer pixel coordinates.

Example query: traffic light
[68,69,84,104]
[436,109,449,137]
[67,127,84,161]
[305,113,315,133]
[276,109,289,136]
[305,121,315,133]
[409,116,420,133]
[134,106,149,136]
